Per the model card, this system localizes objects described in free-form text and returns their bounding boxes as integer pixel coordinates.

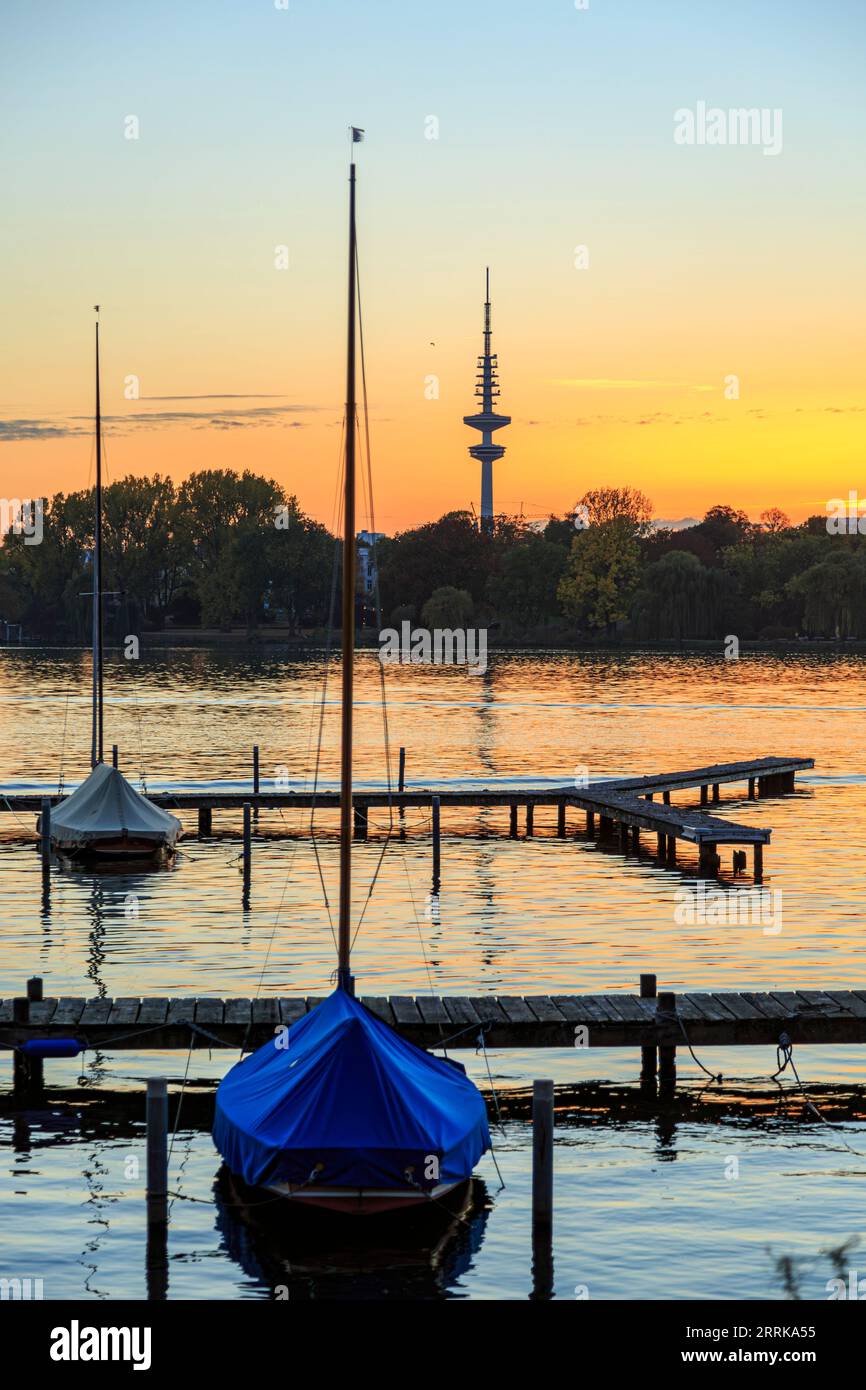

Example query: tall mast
[91,308,104,768]
[337,160,357,994]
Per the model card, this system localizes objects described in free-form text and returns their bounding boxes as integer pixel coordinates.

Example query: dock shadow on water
[212,1169,491,1300]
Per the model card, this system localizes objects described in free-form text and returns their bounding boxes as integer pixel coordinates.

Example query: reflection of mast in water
[475,661,496,779]
[78,1143,113,1299]
[84,879,107,996]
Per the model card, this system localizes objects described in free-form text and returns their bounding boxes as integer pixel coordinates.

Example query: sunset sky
[1,0,864,532]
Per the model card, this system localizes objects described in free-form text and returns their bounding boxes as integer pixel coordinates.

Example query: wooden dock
[3,983,864,1052]
[1,755,814,879]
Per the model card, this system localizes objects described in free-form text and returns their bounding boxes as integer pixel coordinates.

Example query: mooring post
[12,996,29,1098]
[531,1078,554,1301]
[662,790,671,806]
[631,826,640,849]
[432,795,441,886]
[640,973,657,1081]
[242,801,251,901]
[586,810,595,834]
[665,834,676,863]
[748,776,756,800]
[25,977,44,1096]
[40,798,51,871]
[699,840,719,875]
[198,806,212,838]
[619,822,629,852]
[112,744,118,769]
[656,831,665,858]
[532,1080,554,1221]
[146,1077,169,1300]
[657,991,677,1087]
[526,802,534,836]
[557,800,566,837]
[509,801,518,837]
[700,784,708,805]
[754,843,764,883]
[252,745,259,798]
[398,746,405,794]
[712,783,720,803]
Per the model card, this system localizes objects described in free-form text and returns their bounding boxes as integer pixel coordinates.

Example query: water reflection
[213,1168,491,1300]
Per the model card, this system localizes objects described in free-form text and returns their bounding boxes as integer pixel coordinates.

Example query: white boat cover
[49,762,181,851]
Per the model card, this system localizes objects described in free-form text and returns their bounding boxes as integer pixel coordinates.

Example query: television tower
[464,269,510,532]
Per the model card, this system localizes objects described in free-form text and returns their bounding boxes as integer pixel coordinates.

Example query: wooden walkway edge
[2,986,864,1051]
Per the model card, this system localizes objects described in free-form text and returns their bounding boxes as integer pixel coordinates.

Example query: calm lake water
[1,646,865,1299]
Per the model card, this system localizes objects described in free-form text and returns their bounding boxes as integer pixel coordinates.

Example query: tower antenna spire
[463,269,510,532]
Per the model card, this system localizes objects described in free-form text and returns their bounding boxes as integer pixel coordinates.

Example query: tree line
[1,472,863,642]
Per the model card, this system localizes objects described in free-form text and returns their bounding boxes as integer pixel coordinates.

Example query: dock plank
[137,998,168,1026]
[224,998,252,1027]
[166,998,196,1026]
[360,997,394,1025]
[80,998,113,1026]
[52,998,86,1027]
[390,996,422,1026]
[194,999,225,1026]
[416,996,451,1026]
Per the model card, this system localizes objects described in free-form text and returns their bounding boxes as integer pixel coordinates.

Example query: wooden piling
[657,991,677,1085]
[586,810,595,834]
[712,783,720,802]
[699,841,719,874]
[146,1077,169,1301]
[12,997,29,1097]
[619,822,630,851]
[398,746,406,794]
[754,843,763,883]
[656,831,665,857]
[25,978,44,1096]
[112,744,118,769]
[662,790,671,805]
[631,826,640,849]
[252,746,260,798]
[557,801,566,837]
[532,1079,554,1225]
[531,1078,554,1300]
[748,776,756,799]
[40,798,51,870]
[526,802,534,836]
[640,973,657,1080]
[700,784,708,805]
[242,802,251,900]
[509,802,518,837]
[432,795,441,884]
[198,806,212,837]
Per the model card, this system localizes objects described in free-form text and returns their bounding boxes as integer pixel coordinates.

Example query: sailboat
[213,142,491,1216]
[39,311,181,861]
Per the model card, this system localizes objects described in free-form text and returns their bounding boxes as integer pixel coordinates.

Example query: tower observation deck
[463,268,510,531]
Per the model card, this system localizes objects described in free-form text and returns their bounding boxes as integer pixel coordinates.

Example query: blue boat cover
[213,988,490,1191]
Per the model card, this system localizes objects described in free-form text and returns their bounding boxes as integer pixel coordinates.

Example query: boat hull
[53,836,175,861]
[263,1177,463,1217]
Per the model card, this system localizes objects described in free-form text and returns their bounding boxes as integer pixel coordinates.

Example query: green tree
[420,586,474,629]
[486,537,567,627]
[558,517,642,632]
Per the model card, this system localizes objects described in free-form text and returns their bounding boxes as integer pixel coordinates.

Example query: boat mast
[91,307,104,768]
[337,157,357,994]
